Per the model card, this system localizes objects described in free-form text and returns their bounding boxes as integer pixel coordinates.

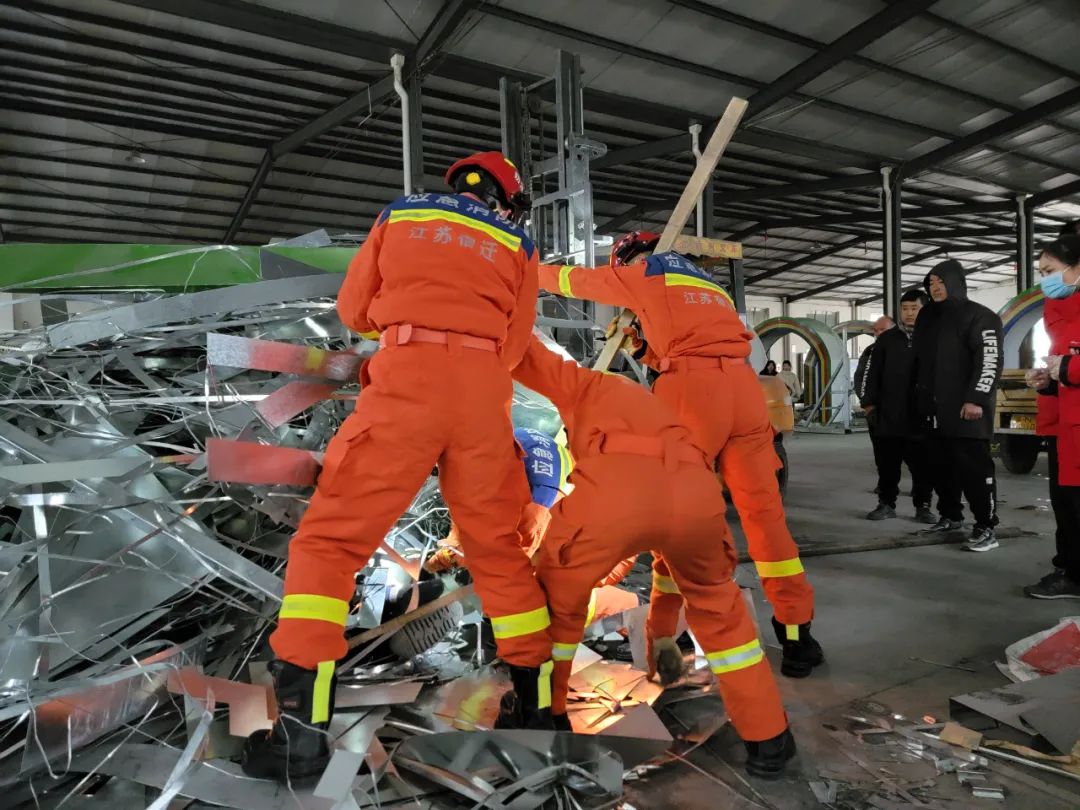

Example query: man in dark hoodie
[912,259,1004,551]
[861,289,934,522]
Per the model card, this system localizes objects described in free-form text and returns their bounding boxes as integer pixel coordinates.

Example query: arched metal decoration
[998,287,1044,368]
[756,317,851,426]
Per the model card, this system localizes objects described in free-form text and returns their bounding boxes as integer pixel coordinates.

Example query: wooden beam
[592,97,749,371]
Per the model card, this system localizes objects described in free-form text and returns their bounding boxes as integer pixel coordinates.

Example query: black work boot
[866,502,896,520]
[552,713,572,731]
[744,727,797,779]
[771,617,824,679]
[914,505,936,524]
[494,663,555,730]
[242,660,335,782]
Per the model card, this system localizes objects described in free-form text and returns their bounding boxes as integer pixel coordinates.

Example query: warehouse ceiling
[2,0,1080,302]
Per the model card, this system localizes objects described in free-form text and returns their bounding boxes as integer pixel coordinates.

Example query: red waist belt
[379,324,499,353]
[657,355,745,372]
[593,432,707,471]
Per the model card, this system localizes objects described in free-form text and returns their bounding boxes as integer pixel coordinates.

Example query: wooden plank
[669,234,743,259]
[591,96,748,371]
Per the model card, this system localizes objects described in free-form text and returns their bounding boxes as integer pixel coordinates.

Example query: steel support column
[881,166,903,319]
[1015,195,1035,294]
[406,72,426,193]
[499,78,527,175]
[781,295,791,361]
[729,259,746,317]
[702,179,716,237]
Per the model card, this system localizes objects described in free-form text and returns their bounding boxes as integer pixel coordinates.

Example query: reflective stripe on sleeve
[279,594,350,626]
[754,558,805,578]
[652,573,681,595]
[490,605,550,639]
[706,640,765,675]
[358,329,381,340]
[311,660,335,724]
[558,265,575,297]
[584,590,598,627]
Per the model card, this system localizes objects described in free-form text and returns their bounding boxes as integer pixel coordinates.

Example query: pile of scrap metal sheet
[0,252,725,809]
[801,697,1080,809]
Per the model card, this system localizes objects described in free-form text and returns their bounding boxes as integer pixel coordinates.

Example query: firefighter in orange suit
[243,153,552,783]
[425,426,640,621]
[539,232,824,679]
[513,336,796,778]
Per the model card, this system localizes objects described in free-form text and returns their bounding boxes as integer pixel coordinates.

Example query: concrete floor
[627,431,1080,809]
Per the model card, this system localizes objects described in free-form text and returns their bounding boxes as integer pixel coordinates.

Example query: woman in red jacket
[1026,233,1080,599]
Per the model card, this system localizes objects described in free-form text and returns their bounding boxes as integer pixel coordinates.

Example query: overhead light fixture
[124,149,147,165]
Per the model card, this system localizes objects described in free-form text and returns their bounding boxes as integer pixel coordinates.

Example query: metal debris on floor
[805,682,1080,809]
[0,261,727,809]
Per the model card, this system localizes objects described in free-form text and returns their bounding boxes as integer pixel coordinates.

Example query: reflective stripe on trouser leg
[490,605,551,640]
[537,660,553,711]
[278,594,350,626]
[311,660,335,724]
[753,558,804,579]
[552,642,578,662]
[706,639,765,675]
[551,659,573,715]
[653,572,681,594]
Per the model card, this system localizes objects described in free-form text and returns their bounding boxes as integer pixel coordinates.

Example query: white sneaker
[962,526,998,552]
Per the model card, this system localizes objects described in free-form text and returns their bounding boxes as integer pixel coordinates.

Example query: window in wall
[807,310,839,327]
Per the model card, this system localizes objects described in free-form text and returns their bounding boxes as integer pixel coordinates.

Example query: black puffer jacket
[860,325,918,438]
[911,260,1004,439]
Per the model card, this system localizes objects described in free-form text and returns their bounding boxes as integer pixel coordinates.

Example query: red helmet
[444,151,530,223]
[610,230,660,267]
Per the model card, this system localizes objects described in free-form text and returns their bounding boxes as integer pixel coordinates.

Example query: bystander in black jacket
[912,260,1004,439]
[861,324,918,438]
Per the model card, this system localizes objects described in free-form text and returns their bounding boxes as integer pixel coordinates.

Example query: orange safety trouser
[652,359,814,627]
[270,342,551,670]
[534,450,788,743]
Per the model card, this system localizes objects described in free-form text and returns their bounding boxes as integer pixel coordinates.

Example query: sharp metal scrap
[0,253,683,809]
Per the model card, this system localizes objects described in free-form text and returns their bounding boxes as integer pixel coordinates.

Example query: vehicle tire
[774,439,789,496]
[997,433,1040,474]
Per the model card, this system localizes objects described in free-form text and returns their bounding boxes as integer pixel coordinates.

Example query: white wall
[967,280,1018,314]
[0,293,43,331]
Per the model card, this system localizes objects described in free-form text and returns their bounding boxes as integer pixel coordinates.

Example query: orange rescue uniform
[540,254,815,629]
[271,192,552,676]
[513,337,788,742]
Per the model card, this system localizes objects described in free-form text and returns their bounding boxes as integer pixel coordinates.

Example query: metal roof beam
[114,0,401,62]
[741,200,1016,234]
[789,247,949,302]
[672,1,1080,142]
[744,0,939,120]
[224,0,478,242]
[903,85,1080,177]
[746,236,865,284]
[477,8,1080,180]
[1031,178,1080,207]
[717,173,881,205]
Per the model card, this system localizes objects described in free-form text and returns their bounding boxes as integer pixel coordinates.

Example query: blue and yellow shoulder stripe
[377,193,535,259]
[645,252,734,306]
